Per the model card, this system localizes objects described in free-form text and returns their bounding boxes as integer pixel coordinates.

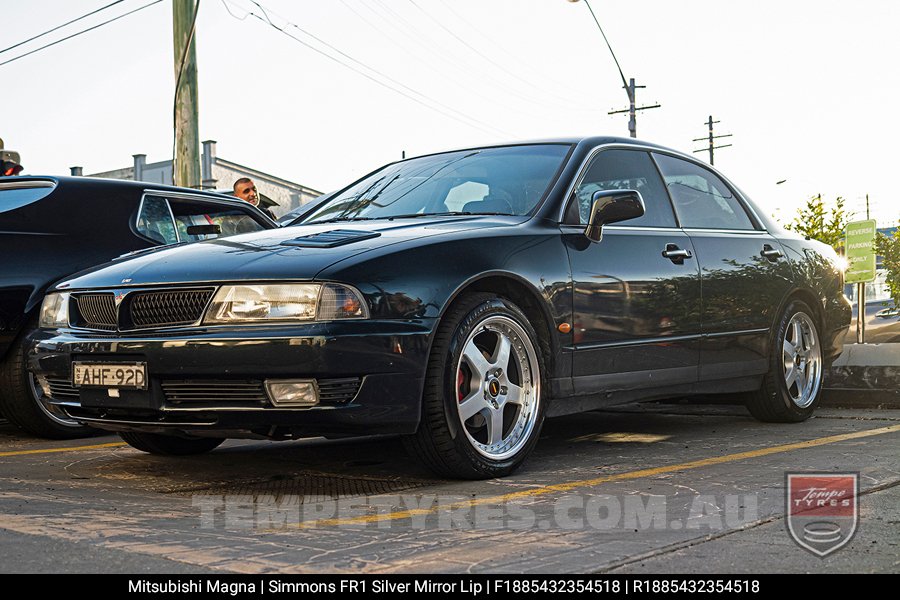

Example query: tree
[876,227,900,309]
[783,195,849,253]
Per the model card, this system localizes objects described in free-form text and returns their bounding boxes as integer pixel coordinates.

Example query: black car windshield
[304,144,571,223]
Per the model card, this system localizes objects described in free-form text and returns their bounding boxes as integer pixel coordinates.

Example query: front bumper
[28,320,435,439]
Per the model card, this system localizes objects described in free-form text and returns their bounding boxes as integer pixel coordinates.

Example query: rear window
[0,182,55,213]
[136,194,267,245]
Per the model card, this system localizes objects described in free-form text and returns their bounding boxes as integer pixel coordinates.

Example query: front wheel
[0,327,97,439]
[746,300,824,422]
[119,432,225,456]
[403,294,546,479]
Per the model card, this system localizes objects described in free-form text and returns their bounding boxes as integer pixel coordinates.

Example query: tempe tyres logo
[786,472,859,557]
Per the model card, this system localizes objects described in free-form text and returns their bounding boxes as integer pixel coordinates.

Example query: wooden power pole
[172,0,200,188]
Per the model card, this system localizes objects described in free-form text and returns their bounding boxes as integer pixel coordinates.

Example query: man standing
[233,177,276,219]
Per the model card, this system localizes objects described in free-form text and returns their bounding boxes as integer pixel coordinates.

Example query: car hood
[55,216,518,290]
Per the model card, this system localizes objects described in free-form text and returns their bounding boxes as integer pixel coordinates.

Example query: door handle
[662,244,692,263]
[761,244,783,261]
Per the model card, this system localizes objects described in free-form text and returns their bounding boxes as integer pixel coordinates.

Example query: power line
[0,0,127,56]
[406,0,592,110]
[363,0,570,117]
[247,0,511,137]
[222,0,514,138]
[0,0,164,68]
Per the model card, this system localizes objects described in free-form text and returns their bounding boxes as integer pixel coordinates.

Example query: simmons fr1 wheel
[746,299,823,423]
[403,294,546,479]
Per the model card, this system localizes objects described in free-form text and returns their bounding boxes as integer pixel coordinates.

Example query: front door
[562,148,701,396]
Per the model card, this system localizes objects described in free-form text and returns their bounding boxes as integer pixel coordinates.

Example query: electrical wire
[221,0,515,138]
[354,0,563,119]
[246,0,511,137]
[171,0,201,187]
[0,0,164,68]
[0,0,127,56]
[406,0,592,110]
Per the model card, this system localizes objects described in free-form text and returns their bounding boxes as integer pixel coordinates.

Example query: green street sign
[845,219,877,284]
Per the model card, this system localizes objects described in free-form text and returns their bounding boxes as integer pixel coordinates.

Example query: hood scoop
[280,229,381,248]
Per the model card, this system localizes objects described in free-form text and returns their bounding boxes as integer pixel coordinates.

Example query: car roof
[9,175,241,201]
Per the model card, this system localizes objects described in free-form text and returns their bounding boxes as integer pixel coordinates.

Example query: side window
[136,195,177,244]
[566,149,675,227]
[168,199,267,241]
[653,154,755,230]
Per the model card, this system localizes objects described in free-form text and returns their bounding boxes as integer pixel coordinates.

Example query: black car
[0,176,276,438]
[28,138,851,478]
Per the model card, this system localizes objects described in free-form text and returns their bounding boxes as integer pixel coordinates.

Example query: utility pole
[608,78,660,138]
[172,0,200,188]
[692,115,732,165]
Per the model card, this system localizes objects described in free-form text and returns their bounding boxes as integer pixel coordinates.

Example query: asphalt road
[1,400,898,574]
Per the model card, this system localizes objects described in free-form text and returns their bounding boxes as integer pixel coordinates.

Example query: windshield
[304,144,571,223]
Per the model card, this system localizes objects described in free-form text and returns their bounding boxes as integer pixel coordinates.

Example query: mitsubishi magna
[29,137,851,478]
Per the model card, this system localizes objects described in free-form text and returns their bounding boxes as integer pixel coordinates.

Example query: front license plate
[72,362,148,389]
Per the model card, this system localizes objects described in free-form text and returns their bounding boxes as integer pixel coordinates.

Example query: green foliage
[876,227,900,309]
[784,195,849,253]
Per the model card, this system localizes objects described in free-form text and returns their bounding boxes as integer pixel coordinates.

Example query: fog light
[265,379,319,407]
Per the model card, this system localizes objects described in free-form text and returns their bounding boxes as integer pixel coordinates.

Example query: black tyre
[746,299,824,423]
[403,294,546,479]
[0,326,97,439]
[119,432,225,456]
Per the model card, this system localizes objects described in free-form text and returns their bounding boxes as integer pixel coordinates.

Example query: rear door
[562,148,701,396]
[652,153,793,382]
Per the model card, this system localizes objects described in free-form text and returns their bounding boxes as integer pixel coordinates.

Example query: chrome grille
[128,288,214,329]
[318,378,361,404]
[161,380,269,407]
[74,294,117,330]
[42,377,80,401]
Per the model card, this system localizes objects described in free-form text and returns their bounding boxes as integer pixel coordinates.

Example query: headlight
[39,292,70,328]
[202,284,368,324]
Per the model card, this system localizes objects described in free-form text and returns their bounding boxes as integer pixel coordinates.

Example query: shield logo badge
[786,472,859,557]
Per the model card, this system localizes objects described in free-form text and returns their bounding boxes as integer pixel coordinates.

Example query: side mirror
[584,189,645,242]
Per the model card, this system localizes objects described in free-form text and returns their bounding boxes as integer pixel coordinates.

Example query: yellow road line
[295,423,900,529]
[0,441,127,457]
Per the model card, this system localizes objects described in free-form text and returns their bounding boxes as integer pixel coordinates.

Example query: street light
[566,0,659,138]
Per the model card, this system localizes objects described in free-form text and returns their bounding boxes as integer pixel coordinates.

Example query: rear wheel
[0,327,97,439]
[403,294,546,479]
[746,300,824,422]
[119,431,225,456]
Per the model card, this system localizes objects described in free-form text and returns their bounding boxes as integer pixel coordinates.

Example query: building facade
[77,140,322,219]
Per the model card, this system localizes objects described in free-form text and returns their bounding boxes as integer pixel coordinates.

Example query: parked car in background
[28,138,851,477]
[0,176,276,438]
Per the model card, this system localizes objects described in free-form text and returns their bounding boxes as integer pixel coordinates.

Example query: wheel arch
[437,272,560,381]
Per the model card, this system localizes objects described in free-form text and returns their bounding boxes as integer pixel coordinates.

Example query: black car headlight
[202,283,368,324]
[39,292,71,328]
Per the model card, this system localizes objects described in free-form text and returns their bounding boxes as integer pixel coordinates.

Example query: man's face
[234,181,259,206]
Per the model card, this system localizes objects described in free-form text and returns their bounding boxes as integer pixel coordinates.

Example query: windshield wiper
[308,216,378,224]
[386,211,514,220]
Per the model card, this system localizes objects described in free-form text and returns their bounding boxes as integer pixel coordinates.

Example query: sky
[3,0,899,225]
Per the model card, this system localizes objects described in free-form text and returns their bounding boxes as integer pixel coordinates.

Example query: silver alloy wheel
[28,373,83,428]
[781,311,822,409]
[455,315,541,461]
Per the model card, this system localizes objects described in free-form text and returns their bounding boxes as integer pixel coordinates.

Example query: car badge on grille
[114,291,127,307]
